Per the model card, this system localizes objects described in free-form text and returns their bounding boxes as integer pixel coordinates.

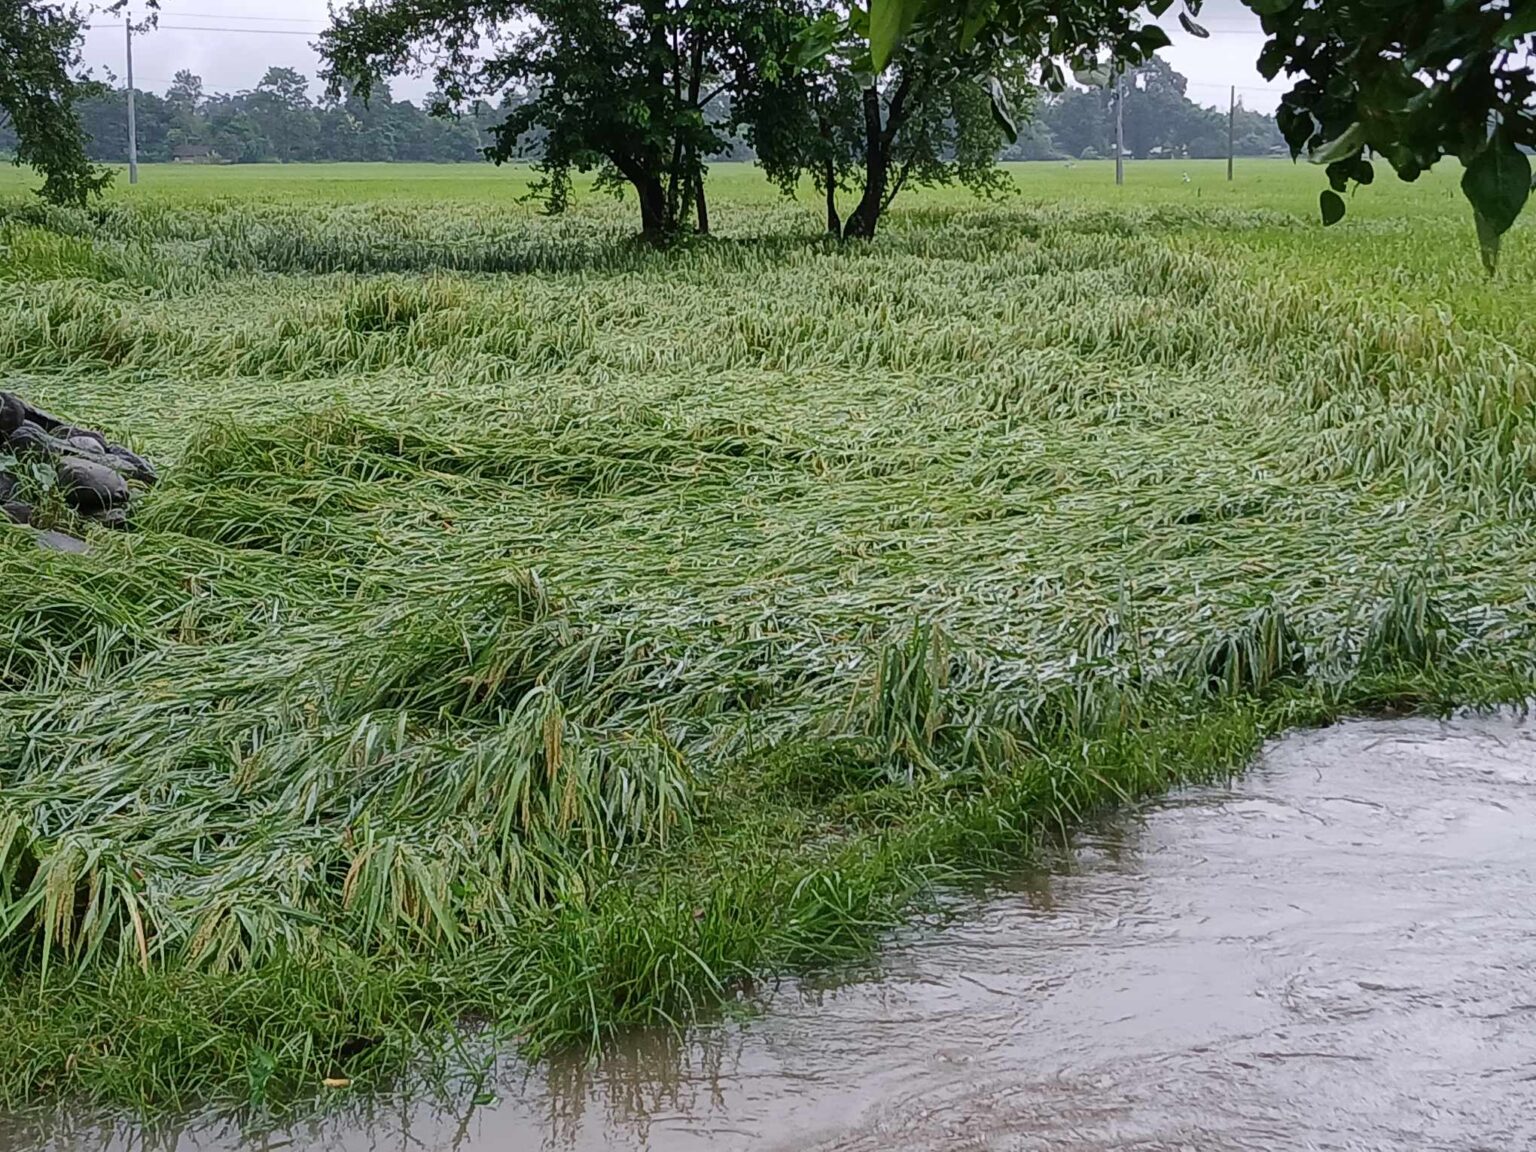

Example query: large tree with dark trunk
[321,0,788,241]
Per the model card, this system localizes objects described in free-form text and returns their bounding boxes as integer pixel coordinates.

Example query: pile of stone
[1,391,157,532]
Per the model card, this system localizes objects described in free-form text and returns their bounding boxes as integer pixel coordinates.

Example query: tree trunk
[637,175,671,241]
[823,155,841,236]
[841,86,888,239]
[815,110,841,236]
[694,173,710,235]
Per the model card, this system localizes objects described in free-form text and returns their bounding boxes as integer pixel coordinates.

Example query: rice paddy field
[0,158,1533,1115]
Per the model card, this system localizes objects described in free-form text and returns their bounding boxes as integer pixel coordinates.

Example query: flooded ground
[7,712,1534,1151]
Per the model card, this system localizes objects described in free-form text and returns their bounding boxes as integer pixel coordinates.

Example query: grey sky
[82,0,1287,112]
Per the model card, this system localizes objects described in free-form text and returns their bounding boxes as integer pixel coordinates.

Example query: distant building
[172,145,218,164]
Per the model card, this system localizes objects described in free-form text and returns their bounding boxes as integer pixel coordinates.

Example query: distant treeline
[0,59,1282,167]
[1013,59,1285,161]
[2,68,503,165]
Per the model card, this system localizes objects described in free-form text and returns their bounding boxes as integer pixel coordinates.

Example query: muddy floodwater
[8,712,1535,1151]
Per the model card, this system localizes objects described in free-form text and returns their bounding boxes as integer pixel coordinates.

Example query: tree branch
[882,159,913,210]
[880,71,915,148]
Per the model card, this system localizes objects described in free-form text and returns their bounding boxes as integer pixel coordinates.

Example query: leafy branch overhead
[869,0,1536,271]
[1257,0,1535,272]
[1,0,162,205]
[0,0,112,205]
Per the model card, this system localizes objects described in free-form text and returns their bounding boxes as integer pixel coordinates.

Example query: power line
[1185,80,1287,94]
[85,22,320,35]
[157,24,319,34]
[153,8,326,22]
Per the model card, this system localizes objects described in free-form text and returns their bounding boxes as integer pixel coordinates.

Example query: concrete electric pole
[1227,86,1236,182]
[124,15,139,184]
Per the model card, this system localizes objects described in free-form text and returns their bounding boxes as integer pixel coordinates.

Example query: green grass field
[0,158,1533,1115]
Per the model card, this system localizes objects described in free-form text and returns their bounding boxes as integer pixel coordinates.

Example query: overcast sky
[81,0,1288,112]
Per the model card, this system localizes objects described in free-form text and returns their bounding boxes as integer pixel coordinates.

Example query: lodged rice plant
[0,159,1532,1112]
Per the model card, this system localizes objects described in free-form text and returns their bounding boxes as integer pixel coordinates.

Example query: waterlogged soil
[8,712,1535,1151]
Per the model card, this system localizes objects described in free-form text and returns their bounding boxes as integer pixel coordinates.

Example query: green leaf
[1247,0,1292,13]
[960,5,989,51]
[1474,209,1502,275]
[792,13,847,68]
[1320,189,1346,226]
[1256,39,1286,79]
[1460,133,1531,236]
[1275,104,1312,154]
[1308,122,1366,165]
[1073,64,1112,87]
[1132,25,1173,54]
[983,75,1017,144]
[1496,4,1536,47]
[1351,158,1374,186]
[869,0,924,72]
[1178,12,1210,37]
[1381,143,1428,182]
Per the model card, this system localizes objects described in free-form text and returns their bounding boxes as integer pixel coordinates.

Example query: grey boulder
[36,529,89,554]
[56,457,130,515]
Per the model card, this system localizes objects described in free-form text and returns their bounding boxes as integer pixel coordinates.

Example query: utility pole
[1226,85,1236,182]
[1114,69,1124,187]
[125,14,139,185]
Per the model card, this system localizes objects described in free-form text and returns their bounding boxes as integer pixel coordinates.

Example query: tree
[79,86,176,163]
[204,97,270,164]
[166,69,204,112]
[1230,102,1282,158]
[1118,56,1215,159]
[320,0,781,240]
[164,70,206,153]
[249,67,320,162]
[1040,88,1107,160]
[0,0,111,203]
[1000,118,1064,162]
[739,6,1030,239]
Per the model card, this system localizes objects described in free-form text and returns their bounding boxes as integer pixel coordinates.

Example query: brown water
[8,713,1536,1151]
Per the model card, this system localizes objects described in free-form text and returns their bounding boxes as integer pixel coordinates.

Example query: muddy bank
[6,711,1533,1151]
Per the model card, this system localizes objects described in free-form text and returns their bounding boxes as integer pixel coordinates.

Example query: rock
[6,420,146,478]
[107,445,158,486]
[0,474,15,503]
[0,393,21,435]
[6,421,58,459]
[68,433,109,454]
[2,501,32,526]
[56,457,130,515]
[0,391,157,523]
[12,395,65,434]
[35,529,89,554]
